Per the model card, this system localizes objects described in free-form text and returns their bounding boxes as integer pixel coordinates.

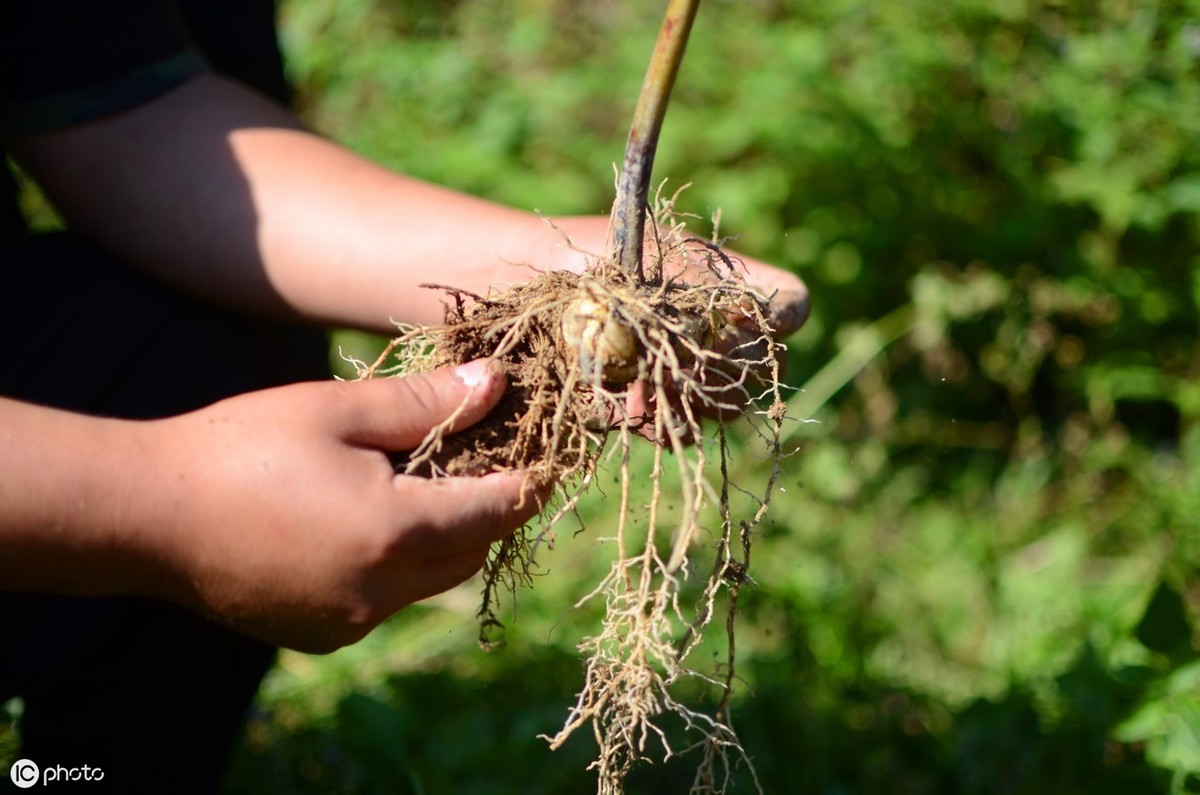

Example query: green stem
[611,0,701,283]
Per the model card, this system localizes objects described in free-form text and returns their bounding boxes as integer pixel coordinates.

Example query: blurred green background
[9,0,1198,792]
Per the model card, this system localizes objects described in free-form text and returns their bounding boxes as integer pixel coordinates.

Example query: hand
[625,244,810,438]
[545,215,810,338]
[677,236,810,351]
[509,215,810,438]
[131,358,539,653]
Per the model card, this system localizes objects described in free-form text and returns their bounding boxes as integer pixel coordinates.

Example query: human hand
[130,358,539,653]
[624,244,810,438]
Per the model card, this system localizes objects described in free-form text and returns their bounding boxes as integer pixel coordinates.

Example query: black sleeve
[176,0,291,106]
[0,1,208,134]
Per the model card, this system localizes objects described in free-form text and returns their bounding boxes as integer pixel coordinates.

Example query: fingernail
[454,358,492,388]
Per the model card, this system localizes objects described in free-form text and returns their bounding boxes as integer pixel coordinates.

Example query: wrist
[0,399,189,602]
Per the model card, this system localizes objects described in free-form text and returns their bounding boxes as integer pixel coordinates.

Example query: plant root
[357,199,788,795]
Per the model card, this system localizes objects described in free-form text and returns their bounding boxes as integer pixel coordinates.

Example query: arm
[1,70,806,646]
[6,74,599,331]
[7,73,807,335]
[0,361,541,653]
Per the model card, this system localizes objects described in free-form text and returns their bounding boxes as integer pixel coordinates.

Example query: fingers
[724,281,810,339]
[624,381,664,442]
[337,358,507,450]
[364,470,548,612]
[623,381,707,445]
[761,286,811,338]
[712,251,810,340]
[413,546,494,600]
[392,470,545,554]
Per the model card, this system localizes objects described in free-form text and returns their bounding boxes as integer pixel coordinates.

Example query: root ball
[358,213,788,795]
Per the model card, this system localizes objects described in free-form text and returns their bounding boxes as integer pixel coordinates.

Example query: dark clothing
[0,2,203,134]
[0,234,329,792]
[0,3,325,790]
[0,0,291,239]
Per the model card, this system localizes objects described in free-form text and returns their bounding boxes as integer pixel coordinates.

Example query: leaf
[1137,581,1194,657]
[1114,662,1200,777]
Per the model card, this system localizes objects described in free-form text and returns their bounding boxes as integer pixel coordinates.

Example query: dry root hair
[353,192,788,794]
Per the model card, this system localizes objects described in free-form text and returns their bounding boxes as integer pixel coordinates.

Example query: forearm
[0,398,170,597]
[9,73,804,337]
[8,74,605,332]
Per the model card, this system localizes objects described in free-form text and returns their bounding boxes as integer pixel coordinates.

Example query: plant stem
[611,0,701,284]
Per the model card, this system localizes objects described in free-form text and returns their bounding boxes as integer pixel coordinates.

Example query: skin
[0,73,808,652]
[0,360,543,654]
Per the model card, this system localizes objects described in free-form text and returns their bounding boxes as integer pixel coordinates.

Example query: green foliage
[7,159,64,232]
[50,0,1185,791]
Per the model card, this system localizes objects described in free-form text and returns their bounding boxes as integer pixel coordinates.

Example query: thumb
[339,358,507,450]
